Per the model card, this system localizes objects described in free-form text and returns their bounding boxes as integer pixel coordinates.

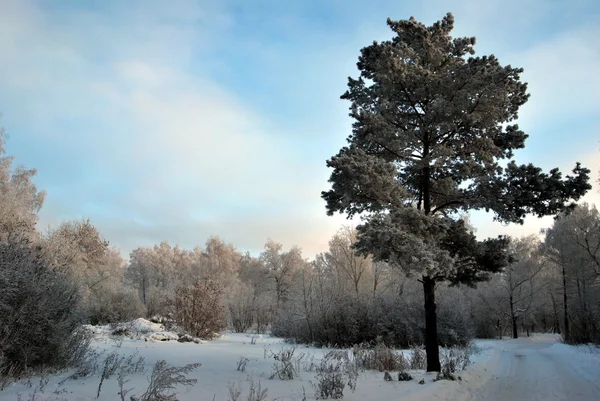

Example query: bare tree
[499,236,545,338]
[261,240,304,308]
[543,204,600,343]
[325,226,371,295]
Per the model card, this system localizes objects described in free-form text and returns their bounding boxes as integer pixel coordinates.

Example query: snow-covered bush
[0,239,89,376]
[409,347,427,370]
[353,343,409,372]
[269,347,298,380]
[313,351,358,400]
[169,279,227,340]
[313,359,346,400]
[273,278,474,349]
[88,286,146,325]
[440,346,472,374]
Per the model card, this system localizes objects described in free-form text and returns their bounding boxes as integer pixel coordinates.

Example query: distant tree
[324,226,372,295]
[0,125,45,241]
[203,236,242,290]
[260,240,304,308]
[233,253,272,333]
[171,278,226,339]
[126,247,156,306]
[543,204,600,343]
[41,219,110,289]
[500,236,545,338]
[322,13,590,370]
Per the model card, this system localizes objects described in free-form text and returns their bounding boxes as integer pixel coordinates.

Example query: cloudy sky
[0,0,598,258]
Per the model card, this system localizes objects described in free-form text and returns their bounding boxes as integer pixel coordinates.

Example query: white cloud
[1,0,597,260]
[0,0,348,258]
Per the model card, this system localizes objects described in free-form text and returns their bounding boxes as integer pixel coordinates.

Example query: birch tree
[543,204,600,342]
[500,236,545,338]
[0,126,45,241]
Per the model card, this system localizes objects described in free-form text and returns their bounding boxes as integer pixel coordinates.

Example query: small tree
[172,278,226,339]
[322,13,590,370]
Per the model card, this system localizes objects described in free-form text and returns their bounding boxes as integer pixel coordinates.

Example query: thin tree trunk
[562,264,570,342]
[509,294,518,339]
[423,277,441,372]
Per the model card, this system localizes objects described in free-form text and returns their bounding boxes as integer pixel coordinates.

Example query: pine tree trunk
[423,277,441,372]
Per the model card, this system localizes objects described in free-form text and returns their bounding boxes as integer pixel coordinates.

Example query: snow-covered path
[469,335,600,401]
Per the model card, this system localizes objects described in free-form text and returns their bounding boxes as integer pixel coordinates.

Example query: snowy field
[2,320,598,401]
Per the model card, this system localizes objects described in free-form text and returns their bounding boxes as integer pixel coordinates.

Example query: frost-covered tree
[501,236,545,338]
[171,278,226,339]
[0,238,88,374]
[41,219,110,285]
[543,204,600,343]
[260,240,304,308]
[203,236,242,291]
[0,125,45,241]
[322,13,591,370]
[325,226,372,295]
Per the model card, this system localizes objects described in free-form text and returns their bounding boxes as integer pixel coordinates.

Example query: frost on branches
[322,13,590,371]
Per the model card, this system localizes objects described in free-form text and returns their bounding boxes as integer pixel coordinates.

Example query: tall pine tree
[322,13,591,371]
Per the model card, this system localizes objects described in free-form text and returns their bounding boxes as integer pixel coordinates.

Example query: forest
[0,125,598,380]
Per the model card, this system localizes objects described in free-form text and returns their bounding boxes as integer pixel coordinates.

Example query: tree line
[1,12,598,378]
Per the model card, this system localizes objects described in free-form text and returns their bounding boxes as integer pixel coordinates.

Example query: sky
[0,0,598,259]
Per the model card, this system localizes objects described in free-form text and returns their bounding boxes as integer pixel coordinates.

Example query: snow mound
[84,318,205,344]
[128,317,166,334]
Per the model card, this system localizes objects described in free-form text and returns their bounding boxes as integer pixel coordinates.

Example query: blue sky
[0,0,598,258]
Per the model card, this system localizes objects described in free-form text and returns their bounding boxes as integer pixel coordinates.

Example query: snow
[2,327,599,401]
[85,318,194,343]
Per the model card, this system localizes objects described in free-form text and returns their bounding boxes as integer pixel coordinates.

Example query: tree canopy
[322,12,591,371]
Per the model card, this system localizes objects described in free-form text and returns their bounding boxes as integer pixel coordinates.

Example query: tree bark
[509,294,518,339]
[551,293,560,334]
[421,138,441,371]
[423,276,441,372]
[562,263,570,342]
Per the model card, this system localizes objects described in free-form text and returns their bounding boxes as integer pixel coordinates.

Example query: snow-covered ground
[2,322,598,401]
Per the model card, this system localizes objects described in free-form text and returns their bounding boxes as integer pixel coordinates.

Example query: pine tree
[322,13,591,371]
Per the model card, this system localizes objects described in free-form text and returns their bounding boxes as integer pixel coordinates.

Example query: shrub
[96,350,145,398]
[170,279,226,340]
[88,287,146,325]
[269,347,297,380]
[439,346,472,377]
[0,239,89,376]
[409,347,427,370]
[272,282,474,349]
[313,359,346,400]
[353,343,409,372]
[133,360,200,401]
